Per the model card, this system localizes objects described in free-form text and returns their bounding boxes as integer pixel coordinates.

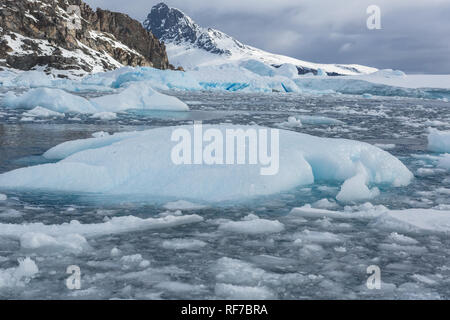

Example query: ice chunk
[20,232,89,254]
[336,164,380,202]
[0,214,204,239]
[22,106,65,118]
[218,214,284,235]
[428,128,450,153]
[293,229,342,244]
[91,82,189,112]
[3,88,97,113]
[289,203,388,219]
[0,125,412,202]
[92,131,111,138]
[90,112,117,120]
[278,116,302,128]
[0,194,6,201]
[0,257,38,288]
[161,238,207,250]
[376,209,450,233]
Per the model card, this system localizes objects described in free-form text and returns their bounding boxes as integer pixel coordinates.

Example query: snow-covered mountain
[144,3,377,76]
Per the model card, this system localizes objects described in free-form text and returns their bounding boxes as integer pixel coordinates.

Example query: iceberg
[3,88,98,114]
[91,82,189,112]
[427,128,450,153]
[0,125,413,202]
[2,82,189,114]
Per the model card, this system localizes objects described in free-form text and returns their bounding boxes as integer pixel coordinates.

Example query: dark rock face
[143,2,232,55]
[0,0,170,74]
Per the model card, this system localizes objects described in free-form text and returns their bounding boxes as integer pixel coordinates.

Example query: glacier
[0,125,413,202]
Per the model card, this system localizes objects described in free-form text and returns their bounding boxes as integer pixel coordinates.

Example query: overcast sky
[84,0,450,74]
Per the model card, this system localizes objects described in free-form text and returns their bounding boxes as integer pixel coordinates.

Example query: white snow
[0,125,412,201]
[0,194,6,201]
[428,128,450,153]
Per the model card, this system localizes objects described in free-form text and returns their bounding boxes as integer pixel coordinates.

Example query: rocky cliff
[0,0,170,76]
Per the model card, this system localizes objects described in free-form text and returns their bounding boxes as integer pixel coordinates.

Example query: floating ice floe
[90,112,117,120]
[22,106,65,118]
[0,214,203,240]
[0,125,413,202]
[161,238,207,250]
[2,82,189,114]
[290,205,450,233]
[218,214,285,235]
[428,128,450,153]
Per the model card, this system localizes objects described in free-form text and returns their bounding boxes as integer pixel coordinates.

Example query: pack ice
[0,125,413,202]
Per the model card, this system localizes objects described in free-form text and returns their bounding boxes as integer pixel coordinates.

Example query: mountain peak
[143,2,231,55]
